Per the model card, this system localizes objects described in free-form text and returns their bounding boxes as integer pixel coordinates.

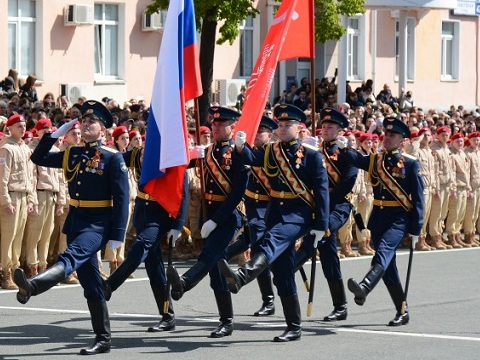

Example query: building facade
[1,0,478,111]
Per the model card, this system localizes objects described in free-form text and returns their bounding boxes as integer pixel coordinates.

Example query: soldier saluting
[219,104,329,342]
[344,116,424,326]
[14,100,130,355]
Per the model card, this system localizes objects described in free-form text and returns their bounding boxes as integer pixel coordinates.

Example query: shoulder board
[403,153,416,161]
[101,145,118,153]
[302,143,318,151]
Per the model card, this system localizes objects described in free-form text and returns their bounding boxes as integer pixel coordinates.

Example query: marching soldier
[167,106,249,338]
[293,107,358,322]
[346,117,424,326]
[427,126,455,249]
[0,114,35,289]
[219,104,329,342]
[225,116,278,317]
[14,100,130,355]
[463,132,480,246]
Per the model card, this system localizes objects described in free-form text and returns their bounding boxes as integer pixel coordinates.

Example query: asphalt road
[1,247,479,360]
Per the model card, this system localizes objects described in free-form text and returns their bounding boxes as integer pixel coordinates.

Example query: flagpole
[194,98,208,223]
[309,0,316,135]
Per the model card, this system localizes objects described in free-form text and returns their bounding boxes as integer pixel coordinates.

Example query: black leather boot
[14,263,65,304]
[167,262,208,301]
[347,263,384,306]
[148,285,176,332]
[80,300,111,355]
[218,252,268,294]
[387,283,409,326]
[210,292,234,338]
[254,273,275,316]
[323,279,347,321]
[274,294,302,342]
[103,257,137,301]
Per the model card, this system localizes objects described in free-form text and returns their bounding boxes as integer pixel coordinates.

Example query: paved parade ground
[1,247,479,360]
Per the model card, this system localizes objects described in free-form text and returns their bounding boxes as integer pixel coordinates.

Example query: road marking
[1,305,479,342]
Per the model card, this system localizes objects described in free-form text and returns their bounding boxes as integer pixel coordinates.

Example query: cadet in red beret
[0,113,34,289]
[464,131,480,246]
[436,126,451,135]
[128,129,142,150]
[198,126,212,146]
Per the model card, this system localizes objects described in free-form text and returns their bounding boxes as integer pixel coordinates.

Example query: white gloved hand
[201,219,217,238]
[310,230,326,248]
[51,119,79,138]
[303,136,318,148]
[235,131,247,150]
[336,136,348,149]
[167,229,182,247]
[410,234,419,248]
[189,145,206,159]
[108,240,123,250]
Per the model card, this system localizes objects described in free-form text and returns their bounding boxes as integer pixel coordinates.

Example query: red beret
[129,130,140,140]
[465,138,471,147]
[410,131,419,139]
[353,131,363,138]
[468,131,480,139]
[343,130,353,137]
[359,133,372,143]
[6,114,26,127]
[315,129,322,136]
[199,126,211,135]
[371,133,379,140]
[436,126,451,135]
[35,118,52,131]
[22,131,33,139]
[112,126,128,139]
[450,132,464,141]
[379,134,384,141]
[418,127,431,136]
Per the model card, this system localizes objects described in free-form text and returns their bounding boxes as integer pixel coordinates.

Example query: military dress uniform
[167,107,249,338]
[14,101,129,355]
[103,147,188,333]
[225,116,279,317]
[219,104,329,342]
[347,117,424,326]
[294,107,358,322]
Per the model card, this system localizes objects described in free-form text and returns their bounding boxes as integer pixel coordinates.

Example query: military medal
[295,146,304,169]
[222,147,232,170]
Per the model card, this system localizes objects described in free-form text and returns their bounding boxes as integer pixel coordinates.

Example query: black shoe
[209,321,233,338]
[388,312,409,326]
[167,266,185,301]
[254,302,275,316]
[14,268,32,304]
[323,306,347,322]
[273,328,301,342]
[103,280,113,301]
[347,278,367,306]
[218,259,242,294]
[148,317,176,332]
[79,340,111,355]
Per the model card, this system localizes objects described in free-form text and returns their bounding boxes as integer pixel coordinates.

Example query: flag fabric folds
[235,0,313,146]
[140,0,202,218]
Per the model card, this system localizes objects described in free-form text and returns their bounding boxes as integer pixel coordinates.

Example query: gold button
[79,170,83,174]
[77,181,81,185]
[76,193,79,196]
[280,201,284,205]
[254,194,259,200]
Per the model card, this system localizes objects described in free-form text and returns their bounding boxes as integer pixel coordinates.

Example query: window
[347,16,365,80]
[441,21,459,80]
[94,4,119,79]
[7,0,36,77]
[240,16,254,77]
[395,18,415,80]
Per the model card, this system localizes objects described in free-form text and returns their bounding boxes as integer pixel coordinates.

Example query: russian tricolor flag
[140,0,202,218]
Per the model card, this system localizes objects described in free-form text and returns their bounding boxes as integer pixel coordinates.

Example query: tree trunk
[198,11,217,126]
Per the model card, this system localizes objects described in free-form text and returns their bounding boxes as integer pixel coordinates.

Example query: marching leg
[80,300,111,355]
[323,279,347,321]
[218,252,268,294]
[210,291,234,338]
[253,272,275,316]
[167,261,208,300]
[148,285,176,332]
[273,294,302,342]
[387,283,410,326]
[14,263,65,304]
[347,263,384,306]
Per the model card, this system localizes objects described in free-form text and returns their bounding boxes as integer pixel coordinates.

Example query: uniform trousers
[428,184,450,236]
[1,192,28,268]
[24,190,57,268]
[355,196,373,241]
[464,189,480,234]
[59,231,108,301]
[446,188,467,234]
[420,187,433,237]
[369,206,408,287]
